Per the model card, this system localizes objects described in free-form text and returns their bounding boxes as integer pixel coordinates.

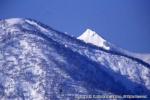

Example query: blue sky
[0,0,150,53]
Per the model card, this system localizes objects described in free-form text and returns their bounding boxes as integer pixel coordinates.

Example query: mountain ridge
[78,28,150,65]
[0,18,150,100]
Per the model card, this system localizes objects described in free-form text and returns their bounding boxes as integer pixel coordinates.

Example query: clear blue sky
[0,0,150,53]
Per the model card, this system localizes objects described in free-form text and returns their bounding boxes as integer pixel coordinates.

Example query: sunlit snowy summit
[78,29,110,50]
[0,18,150,100]
[78,28,150,65]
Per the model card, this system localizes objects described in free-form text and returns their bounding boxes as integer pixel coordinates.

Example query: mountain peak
[78,29,110,50]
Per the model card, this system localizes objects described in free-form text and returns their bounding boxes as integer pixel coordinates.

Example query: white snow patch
[6,56,18,65]
[21,82,45,100]
[5,18,25,25]
[20,40,31,51]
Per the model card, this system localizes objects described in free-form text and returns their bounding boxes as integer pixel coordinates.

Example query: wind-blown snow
[78,29,110,50]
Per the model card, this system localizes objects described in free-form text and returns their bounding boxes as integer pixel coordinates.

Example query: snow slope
[0,18,150,100]
[78,29,150,64]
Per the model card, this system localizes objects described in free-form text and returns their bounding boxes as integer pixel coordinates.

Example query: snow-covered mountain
[0,18,150,100]
[78,29,150,64]
[78,29,110,50]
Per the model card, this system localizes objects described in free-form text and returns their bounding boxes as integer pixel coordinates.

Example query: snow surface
[78,29,150,64]
[25,19,49,33]
[0,18,150,100]
[5,18,25,25]
[78,29,110,50]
